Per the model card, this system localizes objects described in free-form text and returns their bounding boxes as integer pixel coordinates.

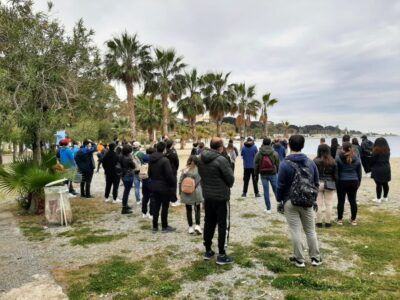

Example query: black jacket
[148,152,177,196]
[75,144,97,173]
[120,154,136,177]
[198,149,235,202]
[165,148,179,176]
[313,157,338,182]
[370,153,391,183]
[102,150,120,177]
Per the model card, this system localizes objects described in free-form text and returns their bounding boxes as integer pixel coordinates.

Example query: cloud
[33,0,400,134]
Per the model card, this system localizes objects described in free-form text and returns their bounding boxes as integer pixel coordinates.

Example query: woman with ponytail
[336,142,362,225]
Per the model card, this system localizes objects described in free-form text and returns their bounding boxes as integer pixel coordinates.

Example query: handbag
[324,180,336,191]
[73,172,83,183]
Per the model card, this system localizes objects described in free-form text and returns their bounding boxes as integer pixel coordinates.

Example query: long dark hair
[352,137,360,146]
[318,144,335,167]
[331,138,339,148]
[342,142,355,164]
[373,137,390,155]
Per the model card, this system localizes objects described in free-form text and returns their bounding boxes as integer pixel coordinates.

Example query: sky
[33,0,400,134]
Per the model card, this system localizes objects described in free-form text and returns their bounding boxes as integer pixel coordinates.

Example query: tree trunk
[161,94,169,137]
[147,128,154,143]
[216,120,221,137]
[12,142,17,162]
[190,118,196,141]
[0,139,3,165]
[126,82,136,139]
[19,142,24,157]
[32,129,41,164]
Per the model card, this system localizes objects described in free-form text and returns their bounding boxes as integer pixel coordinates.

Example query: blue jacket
[336,154,362,182]
[75,144,97,173]
[273,144,286,161]
[277,153,319,203]
[241,142,258,169]
[59,147,76,169]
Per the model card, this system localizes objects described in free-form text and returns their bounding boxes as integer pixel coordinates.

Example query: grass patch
[241,213,258,219]
[181,259,233,281]
[70,197,119,225]
[139,223,152,230]
[58,226,126,247]
[20,223,50,241]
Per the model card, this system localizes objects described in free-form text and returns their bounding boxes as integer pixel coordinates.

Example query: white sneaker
[142,213,147,218]
[137,201,142,205]
[194,225,203,234]
[104,197,112,203]
[113,198,122,204]
[171,201,181,207]
[188,227,195,234]
[383,197,388,202]
[147,213,152,219]
[264,209,272,214]
[373,198,382,203]
[68,193,77,198]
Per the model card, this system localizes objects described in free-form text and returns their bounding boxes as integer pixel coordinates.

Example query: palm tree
[148,48,186,137]
[283,120,291,138]
[136,94,162,142]
[233,83,260,139]
[260,93,278,137]
[104,32,151,138]
[202,72,235,137]
[112,117,132,141]
[177,69,205,140]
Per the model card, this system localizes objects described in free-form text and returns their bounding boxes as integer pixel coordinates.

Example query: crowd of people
[56,133,391,267]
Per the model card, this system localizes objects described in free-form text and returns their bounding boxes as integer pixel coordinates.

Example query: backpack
[181,174,197,195]
[286,160,318,207]
[139,164,149,180]
[259,154,275,174]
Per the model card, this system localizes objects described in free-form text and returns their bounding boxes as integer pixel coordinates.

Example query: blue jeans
[261,175,278,210]
[122,175,134,207]
[133,174,141,202]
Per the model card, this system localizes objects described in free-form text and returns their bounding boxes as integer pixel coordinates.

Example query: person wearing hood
[198,137,235,265]
[165,139,179,205]
[120,144,136,214]
[273,138,286,162]
[75,139,97,198]
[360,135,373,174]
[336,142,362,226]
[277,135,321,268]
[241,137,260,197]
[102,142,122,204]
[254,138,280,213]
[148,142,177,233]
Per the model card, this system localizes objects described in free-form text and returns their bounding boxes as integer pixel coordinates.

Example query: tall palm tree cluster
[104,32,278,141]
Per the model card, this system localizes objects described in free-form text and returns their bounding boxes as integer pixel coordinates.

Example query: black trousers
[105,173,120,200]
[374,180,389,199]
[186,204,201,226]
[337,180,359,221]
[204,200,228,255]
[152,193,170,229]
[243,168,259,195]
[142,182,153,215]
[80,170,94,197]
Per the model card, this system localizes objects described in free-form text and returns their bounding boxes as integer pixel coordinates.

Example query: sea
[252,136,400,158]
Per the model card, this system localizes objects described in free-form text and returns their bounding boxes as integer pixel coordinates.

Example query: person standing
[314,144,337,228]
[336,142,362,225]
[360,135,373,174]
[273,138,286,162]
[191,143,199,156]
[179,155,204,234]
[277,135,321,268]
[75,140,97,198]
[226,139,238,171]
[141,147,155,218]
[102,143,121,204]
[254,138,280,213]
[96,142,105,173]
[132,142,145,205]
[198,137,235,265]
[165,139,179,205]
[330,138,339,159]
[370,138,391,203]
[58,139,77,196]
[352,138,362,159]
[120,145,136,214]
[148,142,177,233]
[241,137,260,197]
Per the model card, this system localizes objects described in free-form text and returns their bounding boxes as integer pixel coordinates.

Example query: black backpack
[286,160,318,207]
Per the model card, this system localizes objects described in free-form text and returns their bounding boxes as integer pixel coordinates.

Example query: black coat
[120,155,136,177]
[148,152,177,196]
[165,148,179,176]
[313,157,338,182]
[370,153,391,183]
[102,150,120,177]
[75,145,96,173]
[198,149,235,202]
